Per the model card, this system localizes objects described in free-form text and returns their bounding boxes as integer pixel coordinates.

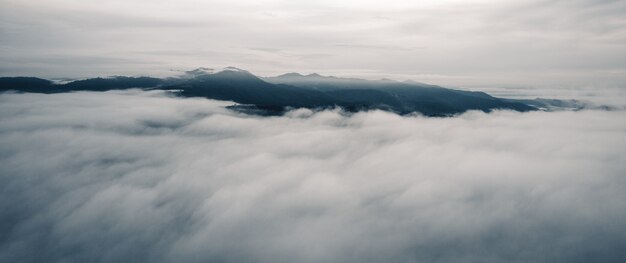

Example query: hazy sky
[1,0,625,88]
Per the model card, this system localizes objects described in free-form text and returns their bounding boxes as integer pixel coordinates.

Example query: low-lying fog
[1,90,625,262]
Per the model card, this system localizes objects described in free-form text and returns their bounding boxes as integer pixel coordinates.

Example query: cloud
[1,0,625,88]
[1,90,626,262]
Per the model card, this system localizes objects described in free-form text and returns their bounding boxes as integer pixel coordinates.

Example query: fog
[1,90,626,262]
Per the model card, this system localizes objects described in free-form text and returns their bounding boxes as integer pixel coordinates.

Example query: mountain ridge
[0,67,594,116]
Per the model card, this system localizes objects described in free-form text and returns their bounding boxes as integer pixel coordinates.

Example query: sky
[1,0,626,88]
[1,90,625,262]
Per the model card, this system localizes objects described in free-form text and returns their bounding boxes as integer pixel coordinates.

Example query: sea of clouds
[1,90,625,263]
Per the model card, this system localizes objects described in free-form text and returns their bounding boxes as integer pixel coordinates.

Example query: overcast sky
[1,0,625,88]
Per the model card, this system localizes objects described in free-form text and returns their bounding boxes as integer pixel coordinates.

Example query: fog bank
[1,90,625,262]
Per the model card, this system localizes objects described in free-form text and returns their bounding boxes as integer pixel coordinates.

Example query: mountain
[0,76,162,93]
[264,73,406,91]
[0,67,564,116]
[0,77,55,93]
[62,76,163,91]
[263,71,535,115]
[166,68,336,110]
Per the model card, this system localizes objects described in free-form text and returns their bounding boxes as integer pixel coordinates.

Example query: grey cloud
[332,44,422,51]
[1,0,625,89]
[248,48,333,60]
[1,90,626,262]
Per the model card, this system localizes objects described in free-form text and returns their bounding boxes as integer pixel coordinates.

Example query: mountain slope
[0,76,162,93]
[164,68,337,109]
[1,68,540,116]
[264,72,534,115]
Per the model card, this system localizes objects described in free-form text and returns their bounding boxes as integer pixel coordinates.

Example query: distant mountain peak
[199,66,266,84]
[278,72,304,77]
[273,72,325,78]
[180,67,256,79]
[212,67,259,78]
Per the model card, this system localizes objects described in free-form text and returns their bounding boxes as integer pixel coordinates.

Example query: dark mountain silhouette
[62,76,163,91]
[263,71,534,115]
[0,67,588,116]
[0,76,162,93]
[168,68,336,110]
[0,77,55,93]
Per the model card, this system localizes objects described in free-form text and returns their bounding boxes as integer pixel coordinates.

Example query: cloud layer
[1,90,626,262]
[1,0,625,88]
